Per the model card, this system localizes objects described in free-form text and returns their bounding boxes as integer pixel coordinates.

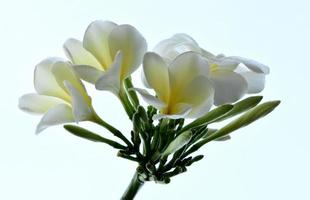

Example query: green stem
[119,88,135,120]
[121,171,144,200]
[92,113,133,148]
[124,77,140,109]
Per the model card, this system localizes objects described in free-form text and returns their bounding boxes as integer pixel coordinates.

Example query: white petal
[171,75,214,118]
[64,81,93,122]
[95,51,122,95]
[227,56,270,74]
[153,103,192,120]
[83,20,117,69]
[132,88,166,109]
[108,24,147,79]
[200,48,217,62]
[168,51,209,97]
[34,57,70,101]
[18,94,66,114]
[213,57,240,70]
[36,104,74,134]
[239,71,266,93]
[141,70,151,88]
[154,34,201,63]
[210,70,248,105]
[51,61,90,104]
[143,52,170,103]
[63,38,103,70]
[73,65,104,84]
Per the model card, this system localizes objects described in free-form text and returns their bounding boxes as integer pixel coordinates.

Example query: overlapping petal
[153,33,269,105]
[64,20,147,96]
[83,20,117,69]
[108,24,147,79]
[64,81,93,122]
[36,104,74,134]
[34,57,70,102]
[239,71,265,93]
[209,70,248,105]
[63,38,102,70]
[51,61,90,105]
[95,51,123,95]
[168,52,209,98]
[154,33,201,62]
[172,76,214,118]
[140,52,213,120]
[18,94,67,114]
[20,58,95,133]
[143,52,170,103]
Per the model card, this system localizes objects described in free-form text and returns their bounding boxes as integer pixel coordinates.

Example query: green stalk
[124,77,140,109]
[92,113,133,148]
[119,88,135,120]
[121,171,144,200]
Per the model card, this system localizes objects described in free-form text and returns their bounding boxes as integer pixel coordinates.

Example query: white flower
[63,20,147,95]
[136,52,214,120]
[153,34,269,105]
[18,58,94,133]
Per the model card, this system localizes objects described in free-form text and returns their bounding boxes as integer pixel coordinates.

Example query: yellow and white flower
[136,51,214,120]
[63,20,147,95]
[153,34,269,105]
[18,58,94,133]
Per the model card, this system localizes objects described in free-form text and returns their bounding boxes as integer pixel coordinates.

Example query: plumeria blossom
[18,58,95,133]
[136,51,214,120]
[153,34,270,105]
[63,20,147,95]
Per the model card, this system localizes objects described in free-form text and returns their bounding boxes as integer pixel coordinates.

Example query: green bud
[64,125,126,150]
[162,131,192,157]
[205,100,281,142]
[215,96,263,122]
[181,104,234,132]
[137,106,148,122]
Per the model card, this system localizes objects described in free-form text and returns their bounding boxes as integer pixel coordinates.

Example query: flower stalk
[121,171,145,200]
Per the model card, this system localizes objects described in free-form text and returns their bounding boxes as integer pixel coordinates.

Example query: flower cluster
[19,20,279,199]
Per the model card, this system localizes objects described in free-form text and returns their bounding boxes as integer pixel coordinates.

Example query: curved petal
[51,61,90,104]
[83,20,117,69]
[73,65,104,84]
[36,104,74,134]
[210,70,248,105]
[239,71,266,93]
[141,70,151,88]
[172,75,214,118]
[143,52,170,103]
[153,103,192,120]
[132,88,166,109]
[213,57,240,70]
[168,51,209,98]
[154,33,201,62]
[108,24,147,79]
[64,81,93,122]
[18,93,66,114]
[34,57,70,101]
[200,48,217,62]
[63,38,103,70]
[95,51,122,95]
[227,56,270,74]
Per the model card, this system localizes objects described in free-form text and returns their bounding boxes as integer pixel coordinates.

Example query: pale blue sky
[1,0,309,199]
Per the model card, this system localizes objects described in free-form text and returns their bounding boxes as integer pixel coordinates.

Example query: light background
[0,0,309,199]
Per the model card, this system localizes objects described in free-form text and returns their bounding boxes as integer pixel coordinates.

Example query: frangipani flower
[63,20,147,95]
[18,58,95,133]
[153,34,269,105]
[136,51,214,120]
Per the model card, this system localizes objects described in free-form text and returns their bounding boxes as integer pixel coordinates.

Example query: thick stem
[121,171,144,200]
